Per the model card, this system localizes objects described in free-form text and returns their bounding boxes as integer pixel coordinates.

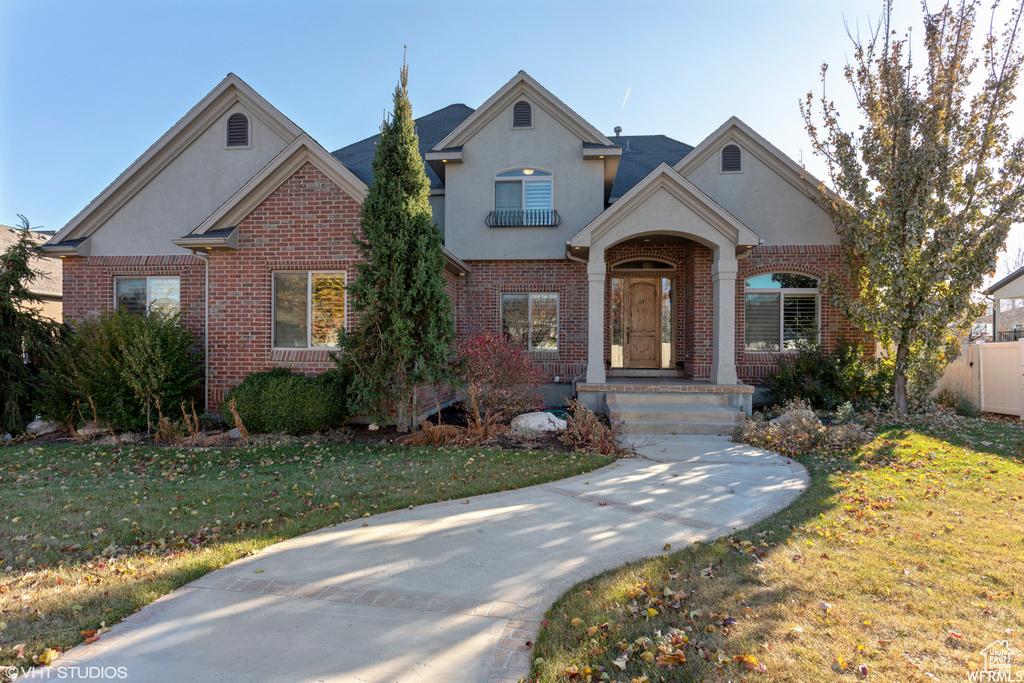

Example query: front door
[625,278,660,368]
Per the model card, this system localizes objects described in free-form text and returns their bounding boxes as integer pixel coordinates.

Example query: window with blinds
[492,169,553,226]
[744,273,819,351]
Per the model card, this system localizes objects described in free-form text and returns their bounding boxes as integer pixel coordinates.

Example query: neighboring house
[42,72,860,423]
[2,225,62,322]
[986,266,1024,341]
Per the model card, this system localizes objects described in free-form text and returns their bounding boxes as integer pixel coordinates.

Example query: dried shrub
[397,421,467,446]
[559,398,631,456]
[733,399,870,456]
[456,333,546,438]
[227,398,249,444]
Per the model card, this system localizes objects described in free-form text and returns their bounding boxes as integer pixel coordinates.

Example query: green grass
[531,419,1024,682]
[0,442,610,669]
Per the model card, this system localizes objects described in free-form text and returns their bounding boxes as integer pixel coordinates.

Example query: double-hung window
[492,169,554,226]
[115,276,180,315]
[744,273,819,352]
[501,293,558,351]
[273,271,346,349]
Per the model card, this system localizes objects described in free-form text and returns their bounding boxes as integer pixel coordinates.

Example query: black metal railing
[486,209,561,228]
[997,329,1024,341]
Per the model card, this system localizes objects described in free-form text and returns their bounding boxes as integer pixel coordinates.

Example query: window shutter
[721,144,741,172]
[512,101,532,128]
[227,113,249,147]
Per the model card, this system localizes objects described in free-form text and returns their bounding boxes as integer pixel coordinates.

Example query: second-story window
[490,169,558,227]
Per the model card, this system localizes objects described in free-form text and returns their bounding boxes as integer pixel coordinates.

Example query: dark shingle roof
[609,135,694,200]
[332,104,474,190]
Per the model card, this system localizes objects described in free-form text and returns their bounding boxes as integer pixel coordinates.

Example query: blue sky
[1,0,1020,262]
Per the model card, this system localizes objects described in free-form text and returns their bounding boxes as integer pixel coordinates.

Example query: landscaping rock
[2,433,11,442]
[26,418,60,436]
[96,435,120,445]
[228,428,242,439]
[511,411,567,437]
[78,419,109,437]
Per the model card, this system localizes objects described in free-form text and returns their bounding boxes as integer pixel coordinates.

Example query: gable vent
[512,100,532,128]
[721,144,741,172]
[227,113,249,147]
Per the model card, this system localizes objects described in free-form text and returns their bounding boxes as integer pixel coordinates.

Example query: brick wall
[206,162,363,407]
[457,259,588,380]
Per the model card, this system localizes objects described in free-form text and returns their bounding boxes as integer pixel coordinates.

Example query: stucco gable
[44,73,303,255]
[432,71,616,151]
[570,164,760,252]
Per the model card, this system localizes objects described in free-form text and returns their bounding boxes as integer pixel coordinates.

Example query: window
[744,273,819,352]
[227,113,249,147]
[502,293,557,351]
[273,271,346,348]
[490,169,556,226]
[721,143,741,172]
[115,277,180,315]
[512,100,532,128]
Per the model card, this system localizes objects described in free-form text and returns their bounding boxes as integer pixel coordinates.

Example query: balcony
[486,209,562,228]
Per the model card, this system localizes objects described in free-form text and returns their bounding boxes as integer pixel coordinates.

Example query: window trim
[225,112,251,149]
[744,272,820,352]
[500,291,559,352]
[720,143,742,174]
[511,100,533,129]
[113,276,181,315]
[492,168,554,212]
[271,270,347,350]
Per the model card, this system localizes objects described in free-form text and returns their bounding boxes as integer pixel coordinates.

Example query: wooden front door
[625,278,660,368]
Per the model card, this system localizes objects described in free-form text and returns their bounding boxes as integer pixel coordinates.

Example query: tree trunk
[894,342,910,415]
[395,398,409,433]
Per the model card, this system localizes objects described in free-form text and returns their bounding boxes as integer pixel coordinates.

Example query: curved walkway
[54,435,807,683]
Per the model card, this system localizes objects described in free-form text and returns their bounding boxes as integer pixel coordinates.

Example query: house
[43,72,860,431]
[2,225,62,322]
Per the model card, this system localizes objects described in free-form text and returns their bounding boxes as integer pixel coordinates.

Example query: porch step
[606,392,727,406]
[608,397,744,436]
[607,369,681,378]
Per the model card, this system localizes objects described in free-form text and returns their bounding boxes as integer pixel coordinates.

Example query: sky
[1,0,1022,272]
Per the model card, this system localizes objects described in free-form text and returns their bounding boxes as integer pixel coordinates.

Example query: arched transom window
[744,272,819,351]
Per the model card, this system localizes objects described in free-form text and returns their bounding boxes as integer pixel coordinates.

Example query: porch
[576,376,753,435]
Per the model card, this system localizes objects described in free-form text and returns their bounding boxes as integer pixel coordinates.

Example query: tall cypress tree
[339,61,455,432]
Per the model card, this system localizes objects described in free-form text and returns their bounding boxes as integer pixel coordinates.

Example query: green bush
[221,367,351,434]
[762,340,892,412]
[36,310,202,432]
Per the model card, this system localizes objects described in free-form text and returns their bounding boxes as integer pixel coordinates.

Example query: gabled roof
[332,104,474,190]
[182,134,368,242]
[609,135,694,200]
[674,116,834,203]
[44,73,303,254]
[570,163,760,252]
[432,71,616,151]
[987,263,1024,297]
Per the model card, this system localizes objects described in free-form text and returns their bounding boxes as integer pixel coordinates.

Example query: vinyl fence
[978,340,1024,418]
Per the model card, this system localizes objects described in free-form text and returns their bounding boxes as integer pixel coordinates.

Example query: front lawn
[0,442,610,670]
[532,416,1024,682]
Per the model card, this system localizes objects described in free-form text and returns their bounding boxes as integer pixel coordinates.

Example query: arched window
[721,143,741,172]
[744,272,819,351]
[512,100,532,128]
[227,113,249,147]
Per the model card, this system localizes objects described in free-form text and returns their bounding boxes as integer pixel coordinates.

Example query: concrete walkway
[53,435,807,683]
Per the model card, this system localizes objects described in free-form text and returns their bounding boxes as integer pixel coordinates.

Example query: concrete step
[609,402,744,424]
[606,392,728,406]
[617,420,741,435]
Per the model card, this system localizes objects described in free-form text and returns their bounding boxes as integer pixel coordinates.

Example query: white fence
[978,340,1024,417]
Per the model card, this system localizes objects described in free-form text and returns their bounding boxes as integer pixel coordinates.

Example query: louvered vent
[512,101,532,128]
[227,113,249,147]
[721,144,741,172]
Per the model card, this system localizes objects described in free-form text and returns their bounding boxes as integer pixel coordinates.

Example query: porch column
[586,248,607,384]
[711,253,738,385]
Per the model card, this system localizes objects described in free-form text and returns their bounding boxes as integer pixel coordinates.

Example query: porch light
[522,169,534,175]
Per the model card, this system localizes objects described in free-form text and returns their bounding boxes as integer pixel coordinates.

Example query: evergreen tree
[1,216,58,433]
[338,61,455,432]
[802,0,1024,413]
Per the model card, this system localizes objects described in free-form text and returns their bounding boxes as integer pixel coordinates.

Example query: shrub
[456,333,546,438]
[560,398,631,456]
[220,367,351,434]
[732,399,870,456]
[933,387,980,417]
[36,310,201,432]
[762,340,892,412]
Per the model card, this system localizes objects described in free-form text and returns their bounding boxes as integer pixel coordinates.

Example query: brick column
[711,253,738,385]
[586,249,607,384]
